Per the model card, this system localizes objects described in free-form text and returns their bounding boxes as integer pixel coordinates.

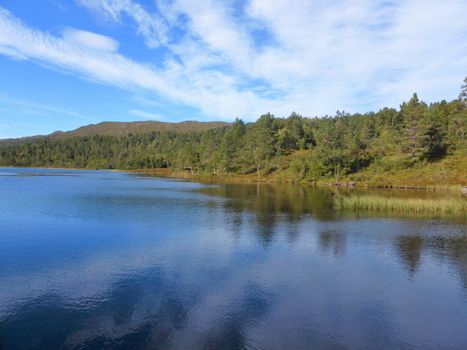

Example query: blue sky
[0,0,466,138]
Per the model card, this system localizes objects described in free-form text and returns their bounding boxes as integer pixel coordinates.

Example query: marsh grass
[334,194,467,215]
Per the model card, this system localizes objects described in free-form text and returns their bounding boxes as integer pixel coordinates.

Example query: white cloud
[0,8,172,100]
[0,7,275,120]
[105,0,466,115]
[76,0,168,48]
[62,28,119,52]
[1,0,466,121]
[0,95,90,120]
[129,109,166,120]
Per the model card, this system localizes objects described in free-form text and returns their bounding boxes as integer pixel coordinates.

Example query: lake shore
[2,165,465,194]
[136,168,467,194]
[2,166,466,216]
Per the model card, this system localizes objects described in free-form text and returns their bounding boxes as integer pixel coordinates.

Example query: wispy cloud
[76,0,168,48]
[1,0,466,121]
[48,0,68,11]
[62,28,119,52]
[0,6,274,119]
[129,109,166,120]
[0,8,172,100]
[80,0,467,115]
[166,0,467,111]
[0,95,90,120]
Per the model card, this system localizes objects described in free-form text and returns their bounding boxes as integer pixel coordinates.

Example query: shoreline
[135,169,467,194]
[2,166,465,216]
[2,166,466,194]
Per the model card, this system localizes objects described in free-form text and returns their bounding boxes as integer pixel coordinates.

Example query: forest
[1,92,466,184]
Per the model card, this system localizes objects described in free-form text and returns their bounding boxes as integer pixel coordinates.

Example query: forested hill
[1,94,466,186]
[0,120,228,146]
[50,120,229,137]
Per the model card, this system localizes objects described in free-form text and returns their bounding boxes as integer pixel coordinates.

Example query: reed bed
[334,194,467,215]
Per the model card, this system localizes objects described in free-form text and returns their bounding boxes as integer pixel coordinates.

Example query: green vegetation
[50,120,228,138]
[1,84,466,188]
[334,194,466,214]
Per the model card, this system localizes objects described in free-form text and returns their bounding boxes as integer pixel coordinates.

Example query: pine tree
[246,114,275,177]
[459,76,467,105]
[401,93,429,162]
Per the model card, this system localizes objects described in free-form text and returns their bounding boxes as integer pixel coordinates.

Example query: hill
[0,120,228,145]
[50,120,228,137]
[1,95,465,188]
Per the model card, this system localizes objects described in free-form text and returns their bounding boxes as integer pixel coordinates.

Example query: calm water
[0,168,466,350]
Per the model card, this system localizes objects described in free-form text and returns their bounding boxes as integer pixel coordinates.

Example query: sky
[0,0,466,139]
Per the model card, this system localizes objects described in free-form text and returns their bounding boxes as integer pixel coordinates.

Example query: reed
[334,194,467,214]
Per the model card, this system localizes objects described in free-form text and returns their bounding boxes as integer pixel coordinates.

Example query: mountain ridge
[0,120,229,145]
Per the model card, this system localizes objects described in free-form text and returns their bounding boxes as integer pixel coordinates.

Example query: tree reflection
[199,183,335,221]
[429,236,467,290]
[394,234,467,288]
[197,183,336,245]
[318,229,346,257]
[395,235,425,277]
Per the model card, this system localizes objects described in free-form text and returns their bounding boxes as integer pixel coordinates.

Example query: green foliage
[401,93,430,162]
[459,76,467,105]
[1,93,466,183]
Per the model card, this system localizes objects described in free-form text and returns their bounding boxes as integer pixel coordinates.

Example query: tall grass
[334,194,467,215]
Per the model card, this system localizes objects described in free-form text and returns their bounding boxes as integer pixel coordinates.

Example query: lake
[0,168,466,349]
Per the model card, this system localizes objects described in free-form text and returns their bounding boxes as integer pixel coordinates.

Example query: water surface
[0,168,466,349]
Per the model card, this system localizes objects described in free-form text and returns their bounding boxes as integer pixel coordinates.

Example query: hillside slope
[0,120,228,145]
[1,95,465,189]
[50,121,228,137]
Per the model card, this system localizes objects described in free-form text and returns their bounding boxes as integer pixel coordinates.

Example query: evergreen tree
[401,93,429,162]
[0,91,465,181]
[459,76,467,105]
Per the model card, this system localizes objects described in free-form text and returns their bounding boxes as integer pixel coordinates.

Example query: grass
[346,148,467,188]
[334,194,467,215]
[137,147,467,191]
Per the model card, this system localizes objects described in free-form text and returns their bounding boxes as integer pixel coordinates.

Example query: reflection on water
[319,229,347,257]
[0,168,466,350]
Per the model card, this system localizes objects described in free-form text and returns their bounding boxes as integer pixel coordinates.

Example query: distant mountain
[0,120,229,145]
[0,135,45,147]
[50,120,229,137]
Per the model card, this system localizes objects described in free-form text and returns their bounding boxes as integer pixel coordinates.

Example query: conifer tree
[401,93,429,162]
[459,76,467,105]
